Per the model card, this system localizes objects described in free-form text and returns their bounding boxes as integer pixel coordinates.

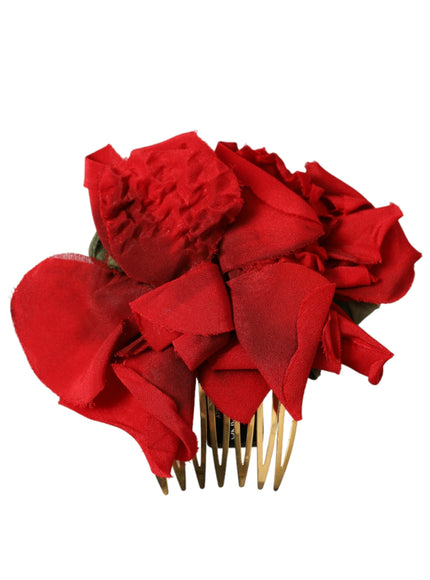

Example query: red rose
[11,133,421,477]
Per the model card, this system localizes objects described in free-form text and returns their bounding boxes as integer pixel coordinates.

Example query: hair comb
[11,132,420,493]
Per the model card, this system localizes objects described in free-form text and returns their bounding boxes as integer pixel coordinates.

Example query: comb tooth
[273,405,297,491]
[207,398,230,487]
[234,415,255,487]
[257,393,279,490]
[192,384,207,489]
[156,391,297,493]
[156,476,169,495]
[173,461,186,490]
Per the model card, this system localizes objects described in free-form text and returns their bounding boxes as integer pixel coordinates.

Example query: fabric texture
[11,132,421,477]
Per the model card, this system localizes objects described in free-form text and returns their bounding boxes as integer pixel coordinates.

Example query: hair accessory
[11,132,421,492]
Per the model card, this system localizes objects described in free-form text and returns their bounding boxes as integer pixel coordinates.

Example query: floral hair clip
[11,132,421,493]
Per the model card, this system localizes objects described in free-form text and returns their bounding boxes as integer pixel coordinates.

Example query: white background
[1,1,429,579]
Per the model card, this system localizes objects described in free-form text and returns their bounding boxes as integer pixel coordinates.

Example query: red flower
[11,133,421,478]
[85,132,243,286]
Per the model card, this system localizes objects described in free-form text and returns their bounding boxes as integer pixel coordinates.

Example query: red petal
[199,339,270,423]
[61,373,178,478]
[325,204,403,263]
[313,306,393,383]
[335,306,393,383]
[113,347,197,474]
[335,222,421,303]
[11,255,149,406]
[325,265,373,288]
[199,369,270,424]
[219,188,323,272]
[173,333,230,371]
[223,143,294,184]
[203,338,257,370]
[85,133,242,285]
[305,162,373,214]
[130,263,234,339]
[132,317,180,352]
[228,262,335,420]
[216,144,323,272]
[224,143,332,219]
[313,309,342,374]
[84,145,125,257]
[217,143,320,220]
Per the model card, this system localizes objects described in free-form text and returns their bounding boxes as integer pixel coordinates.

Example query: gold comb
[156,385,297,494]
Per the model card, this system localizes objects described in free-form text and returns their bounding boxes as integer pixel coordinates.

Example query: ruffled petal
[198,339,270,423]
[223,143,294,184]
[226,143,331,219]
[216,143,324,272]
[228,262,335,420]
[217,143,320,220]
[113,347,197,476]
[85,133,243,286]
[11,255,150,406]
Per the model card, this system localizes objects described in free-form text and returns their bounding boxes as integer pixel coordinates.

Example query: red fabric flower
[84,132,243,286]
[11,133,421,478]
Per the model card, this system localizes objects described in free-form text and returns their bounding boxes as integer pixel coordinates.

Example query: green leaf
[335,299,380,325]
[88,233,122,271]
